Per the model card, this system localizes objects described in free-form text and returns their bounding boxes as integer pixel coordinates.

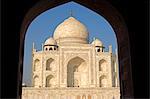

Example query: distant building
[22,17,120,99]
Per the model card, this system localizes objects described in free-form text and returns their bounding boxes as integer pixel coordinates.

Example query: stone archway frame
[19,0,133,98]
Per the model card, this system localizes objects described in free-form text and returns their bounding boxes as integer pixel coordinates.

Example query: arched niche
[19,0,134,98]
[99,75,107,87]
[67,56,88,87]
[33,75,39,88]
[46,58,55,71]
[99,59,107,72]
[34,59,40,71]
[46,75,55,87]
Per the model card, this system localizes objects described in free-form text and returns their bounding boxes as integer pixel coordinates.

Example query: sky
[23,1,118,86]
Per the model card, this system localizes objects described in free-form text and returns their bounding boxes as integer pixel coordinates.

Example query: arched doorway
[19,0,134,98]
[67,56,88,87]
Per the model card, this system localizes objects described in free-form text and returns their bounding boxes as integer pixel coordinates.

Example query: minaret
[109,45,112,54]
[32,42,36,53]
[31,42,36,86]
[42,43,44,51]
[115,48,120,87]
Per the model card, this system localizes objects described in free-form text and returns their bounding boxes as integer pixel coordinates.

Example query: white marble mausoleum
[22,17,120,99]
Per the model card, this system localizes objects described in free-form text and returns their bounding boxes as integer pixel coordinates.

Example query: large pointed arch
[67,56,88,87]
[19,0,134,98]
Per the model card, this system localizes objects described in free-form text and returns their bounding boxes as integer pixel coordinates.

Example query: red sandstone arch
[19,0,133,98]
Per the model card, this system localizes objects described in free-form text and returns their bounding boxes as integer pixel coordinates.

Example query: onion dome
[44,37,57,45]
[53,17,89,44]
[92,38,103,46]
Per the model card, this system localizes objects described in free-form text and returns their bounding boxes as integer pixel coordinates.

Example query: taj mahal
[22,16,120,99]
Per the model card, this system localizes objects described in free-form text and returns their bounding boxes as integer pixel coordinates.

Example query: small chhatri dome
[92,38,103,46]
[44,37,57,45]
[53,17,89,44]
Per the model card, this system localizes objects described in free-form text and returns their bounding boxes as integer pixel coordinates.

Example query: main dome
[53,17,89,44]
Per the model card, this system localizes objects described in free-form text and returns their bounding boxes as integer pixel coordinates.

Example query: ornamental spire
[69,9,73,17]
[32,42,36,52]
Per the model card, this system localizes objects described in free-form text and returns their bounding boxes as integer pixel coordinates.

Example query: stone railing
[22,87,120,99]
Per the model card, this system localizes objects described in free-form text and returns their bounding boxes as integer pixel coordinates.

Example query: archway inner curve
[20,0,134,98]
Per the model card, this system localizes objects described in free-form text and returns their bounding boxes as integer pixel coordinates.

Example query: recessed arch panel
[99,59,107,72]
[99,75,107,87]
[34,59,40,71]
[46,75,55,87]
[33,75,40,87]
[46,58,55,71]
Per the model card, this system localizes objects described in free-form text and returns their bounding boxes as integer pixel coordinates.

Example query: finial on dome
[69,9,73,17]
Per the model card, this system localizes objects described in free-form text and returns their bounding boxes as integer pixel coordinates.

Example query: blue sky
[23,1,117,85]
